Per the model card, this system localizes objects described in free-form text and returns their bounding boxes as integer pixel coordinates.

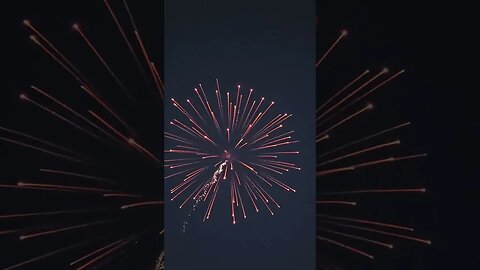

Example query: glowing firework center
[166,81,299,224]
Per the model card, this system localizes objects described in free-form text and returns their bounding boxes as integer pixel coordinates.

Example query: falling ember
[167,80,299,224]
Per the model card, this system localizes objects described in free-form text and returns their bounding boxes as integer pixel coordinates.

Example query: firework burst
[1,1,163,269]
[315,28,431,262]
[166,80,299,224]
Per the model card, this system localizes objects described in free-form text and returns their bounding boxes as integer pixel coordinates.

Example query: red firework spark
[316,30,431,259]
[166,81,299,224]
[1,1,164,269]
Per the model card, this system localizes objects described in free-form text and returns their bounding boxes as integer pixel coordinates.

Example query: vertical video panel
[1,1,164,269]
[165,0,315,269]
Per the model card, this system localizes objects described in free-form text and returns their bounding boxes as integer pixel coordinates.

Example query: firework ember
[315,29,431,260]
[166,80,299,224]
[1,1,163,269]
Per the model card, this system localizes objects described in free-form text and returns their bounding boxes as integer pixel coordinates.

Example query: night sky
[164,0,315,269]
[0,0,478,269]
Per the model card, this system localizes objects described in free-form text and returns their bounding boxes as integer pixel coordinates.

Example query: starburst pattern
[1,1,163,269]
[166,81,299,224]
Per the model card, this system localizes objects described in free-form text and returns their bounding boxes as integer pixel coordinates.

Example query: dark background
[316,0,477,269]
[164,0,315,269]
[0,0,477,269]
[1,0,163,269]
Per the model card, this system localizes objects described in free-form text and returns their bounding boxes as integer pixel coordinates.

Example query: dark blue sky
[164,0,315,269]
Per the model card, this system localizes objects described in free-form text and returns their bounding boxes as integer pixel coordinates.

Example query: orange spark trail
[19,220,113,240]
[317,235,374,259]
[316,30,348,68]
[121,201,164,210]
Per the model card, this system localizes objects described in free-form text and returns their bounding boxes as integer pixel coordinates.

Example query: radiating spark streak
[0,209,104,219]
[150,62,165,92]
[253,101,275,129]
[264,175,296,192]
[40,169,116,185]
[246,98,264,129]
[244,182,259,212]
[30,34,129,131]
[103,0,149,86]
[187,99,206,123]
[343,70,406,112]
[248,179,274,215]
[134,31,163,99]
[235,95,243,127]
[170,121,197,138]
[103,193,142,198]
[260,136,291,147]
[165,167,198,180]
[165,157,198,163]
[317,215,414,231]
[75,239,132,270]
[29,35,84,84]
[250,134,269,146]
[89,110,129,142]
[237,183,247,218]
[174,119,204,139]
[317,69,386,122]
[231,181,236,224]
[0,126,80,156]
[257,117,292,141]
[165,132,193,145]
[254,114,281,137]
[318,103,373,137]
[266,151,299,155]
[17,181,117,193]
[128,139,162,165]
[120,201,164,209]
[168,161,201,169]
[199,83,218,128]
[171,181,197,200]
[168,81,298,221]
[242,100,256,130]
[318,140,401,167]
[0,136,81,162]
[318,122,411,159]
[172,99,194,121]
[232,105,237,131]
[24,20,82,77]
[20,94,102,141]
[239,89,253,125]
[3,239,92,270]
[73,24,127,89]
[316,30,348,68]
[321,221,431,245]
[317,235,374,259]
[73,24,129,97]
[250,140,299,151]
[20,220,113,240]
[30,85,111,141]
[317,69,370,113]
[81,85,131,132]
[319,188,426,196]
[317,154,426,176]
[180,182,204,208]
[316,201,356,206]
[318,227,393,249]
[316,134,329,143]
[70,237,128,265]
[0,184,79,193]
[255,164,283,175]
